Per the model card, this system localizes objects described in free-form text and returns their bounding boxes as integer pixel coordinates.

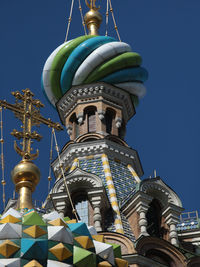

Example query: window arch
[84,106,97,133]
[118,119,126,139]
[105,108,116,134]
[74,195,89,225]
[146,199,162,238]
[69,113,79,138]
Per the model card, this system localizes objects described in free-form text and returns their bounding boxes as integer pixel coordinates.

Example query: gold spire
[84,0,102,35]
[0,89,63,209]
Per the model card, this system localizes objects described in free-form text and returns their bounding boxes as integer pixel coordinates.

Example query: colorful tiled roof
[79,156,138,202]
[0,208,128,266]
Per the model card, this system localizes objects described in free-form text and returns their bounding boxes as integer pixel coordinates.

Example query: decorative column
[88,189,109,232]
[90,196,102,232]
[77,113,84,125]
[169,222,179,246]
[132,192,152,237]
[54,198,67,218]
[163,204,184,247]
[121,191,152,238]
[66,124,72,136]
[138,207,149,237]
[56,206,65,218]
[98,110,105,120]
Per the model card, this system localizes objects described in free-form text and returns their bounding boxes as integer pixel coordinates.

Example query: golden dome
[11,160,40,209]
[84,9,102,35]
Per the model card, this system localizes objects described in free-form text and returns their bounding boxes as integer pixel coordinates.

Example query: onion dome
[42,35,148,107]
[0,208,128,266]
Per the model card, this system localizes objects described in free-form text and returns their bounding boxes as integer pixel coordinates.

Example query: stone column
[90,195,102,232]
[55,202,66,218]
[163,204,184,247]
[50,192,68,218]
[87,189,109,233]
[138,208,149,237]
[93,202,102,232]
[169,221,179,246]
[121,191,152,239]
[132,192,152,237]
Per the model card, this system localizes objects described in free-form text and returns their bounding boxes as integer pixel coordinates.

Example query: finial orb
[11,160,40,192]
[84,9,102,25]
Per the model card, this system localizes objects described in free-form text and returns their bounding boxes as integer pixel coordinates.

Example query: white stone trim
[52,139,143,178]
[140,179,182,208]
[56,82,134,124]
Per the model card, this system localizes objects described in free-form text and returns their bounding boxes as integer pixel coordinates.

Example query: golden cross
[85,0,100,10]
[0,89,63,160]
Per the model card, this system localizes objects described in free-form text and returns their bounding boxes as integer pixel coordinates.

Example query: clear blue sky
[0,0,200,213]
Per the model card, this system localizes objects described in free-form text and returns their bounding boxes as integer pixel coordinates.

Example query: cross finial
[0,89,63,161]
[85,0,100,11]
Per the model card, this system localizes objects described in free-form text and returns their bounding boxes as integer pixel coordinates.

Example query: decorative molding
[139,178,182,208]
[123,254,167,267]
[52,139,143,178]
[98,110,105,120]
[136,236,187,267]
[52,168,104,194]
[115,117,122,128]
[121,191,152,218]
[56,82,135,124]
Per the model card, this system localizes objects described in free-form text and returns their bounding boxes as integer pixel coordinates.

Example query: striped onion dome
[42,35,148,107]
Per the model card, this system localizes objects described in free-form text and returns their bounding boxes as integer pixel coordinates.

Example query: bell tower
[58,82,135,142]
[42,0,147,237]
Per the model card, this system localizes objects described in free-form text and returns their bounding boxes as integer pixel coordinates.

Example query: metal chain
[78,0,87,35]
[65,0,75,42]
[48,129,54,194]
[0,107,6,209]
[52,129,79,221]
[108,0,121,41]
[105,0,109,36]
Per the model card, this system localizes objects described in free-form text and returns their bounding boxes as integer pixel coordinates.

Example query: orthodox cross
[0,89,63,161]
[85,0,100,10]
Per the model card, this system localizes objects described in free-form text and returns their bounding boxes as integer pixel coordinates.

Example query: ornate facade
[44,84,200,266]
[1,1,200,266]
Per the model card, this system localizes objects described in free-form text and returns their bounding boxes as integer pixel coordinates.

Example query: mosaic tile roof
[0,208,128,266]
[120,213,135,242]
[78,156,138,236]
[79,157,138,202]
[109,160,137,201]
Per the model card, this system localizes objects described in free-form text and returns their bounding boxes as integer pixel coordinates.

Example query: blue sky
[0,0,200,213]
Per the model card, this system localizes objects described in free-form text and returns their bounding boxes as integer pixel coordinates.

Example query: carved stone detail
[52,139,143,178]
[57,83,135,124]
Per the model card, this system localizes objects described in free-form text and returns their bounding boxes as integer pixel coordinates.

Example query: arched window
[118,119,126,139]
[69,113,79,138]
[146,199,162,238]
[84,106,97,133]
[74,195,89,225]
[105,108,115,134]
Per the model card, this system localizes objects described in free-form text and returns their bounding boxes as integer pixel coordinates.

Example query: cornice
[140,178,183,208]
[52,139,143,178]
[56,82,135,123]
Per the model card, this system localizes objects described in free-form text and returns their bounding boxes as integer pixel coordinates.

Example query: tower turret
[41,0,148,237]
